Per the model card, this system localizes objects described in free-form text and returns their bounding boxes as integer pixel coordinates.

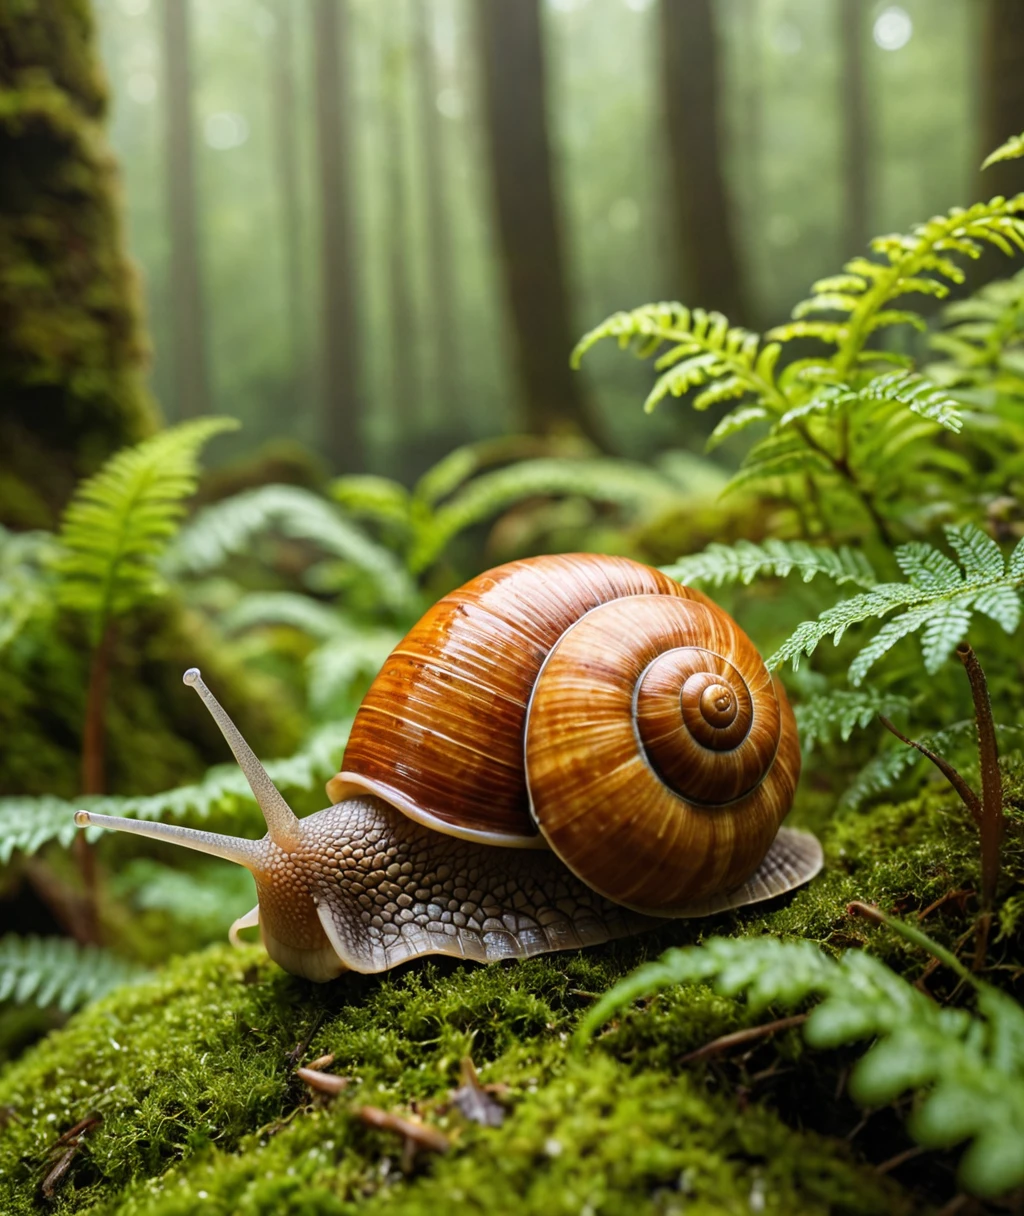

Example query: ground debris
[451,1056,506,1127]
[39,1112,102,1201]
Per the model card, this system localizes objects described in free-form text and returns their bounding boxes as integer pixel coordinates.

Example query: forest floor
[0,778,1020,1215]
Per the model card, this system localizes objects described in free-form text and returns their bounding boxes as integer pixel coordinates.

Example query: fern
[769,525,1024,682]
[578,927,1024,1198]
[165,484,418,615]
[777,197,1024,376]
[225,591,344,641]
[306,627,401,714]
[982,129,1024,170]
[0,937,149,1012]
[794,688,913,753]
[926,267,1024,394]
[0,722,350,861]
[56,418,237,642]
[662,539,876,590]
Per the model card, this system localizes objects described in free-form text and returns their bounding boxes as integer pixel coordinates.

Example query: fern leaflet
[662,539,876,590]
[982,130,1024,170]
[794,688,913,752]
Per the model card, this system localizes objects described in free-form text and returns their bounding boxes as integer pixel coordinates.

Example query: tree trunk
[0,0,157,527]
[979,0,1024,201]
[839,0,869,255]
[383,30,417,428]
[413,0,460,426]
[161,0,210,418]
[311,0,363,472]
[270,0,305,387]
[659,0,747,322]
[475,0,606,448]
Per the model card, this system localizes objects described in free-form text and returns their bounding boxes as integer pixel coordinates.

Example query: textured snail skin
[253,795,822,980]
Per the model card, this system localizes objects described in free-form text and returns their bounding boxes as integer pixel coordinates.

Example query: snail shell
[328,553,801,915]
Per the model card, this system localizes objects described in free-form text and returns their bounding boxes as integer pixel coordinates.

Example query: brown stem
[956,643,1004,913]
[677,1013,809,1065]
[877,716,982,828]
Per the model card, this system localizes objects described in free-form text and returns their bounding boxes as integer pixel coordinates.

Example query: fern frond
[794,688,913,752]
[577,930,1024,1198]
[770,525,1023,682]
[56,418,237,641]
[165,485,417,614]
[982,131,1024,170]
[572,303,785,415]
[926,268,1024,390]
[704,406,769,450]
[0,937,149,1012]
[307,627,401,713]
[0,722,350,861]
[662,539,876,590]
[328,475,412,531]
[722,432,833,496]
[410,458,681,573]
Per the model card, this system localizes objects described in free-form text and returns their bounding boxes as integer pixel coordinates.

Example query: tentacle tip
[74,810,91,827]
[182,667,201,687]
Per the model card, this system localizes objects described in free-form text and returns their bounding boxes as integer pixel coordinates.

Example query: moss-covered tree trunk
[0,0,157,529]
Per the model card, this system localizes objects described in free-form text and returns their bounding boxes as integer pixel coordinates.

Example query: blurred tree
[312,0,363,471]
[840,0,869,255]
[270,0,305,389]
[383,23,417,428]
[659,0,746,322]
[0,0,157,529]
[161,0,210,418]
[476,0,606,449]
[979,0,1024,200]
[414,0,460,426]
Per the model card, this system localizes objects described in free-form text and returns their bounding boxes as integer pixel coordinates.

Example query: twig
[296,1067,350,1096]
[877,716,981,827]
[358,1105,450,1158]
[876,1144,927,1175]
[677,1013,809,1065]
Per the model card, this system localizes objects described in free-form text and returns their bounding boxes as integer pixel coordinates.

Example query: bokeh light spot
[873,6,913,51]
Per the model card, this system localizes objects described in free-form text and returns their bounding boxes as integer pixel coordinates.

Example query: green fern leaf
[862,371,963,433]
[973,585,1022,632]
[0,526,58,650]
[225,592,344,641]
[328,475,412,531]
[56,418,237,640]
[945,523,1006,578]
[765,320,848,346]
[663,539,876,590]
[791,293,859,319]
[895,542,961,590]
[866,309,928,334]
[982,131,1024,170]
[0,936,149,1012]
[918,601,975,673]
[1011,537,1024,580]
[705,405,769,450]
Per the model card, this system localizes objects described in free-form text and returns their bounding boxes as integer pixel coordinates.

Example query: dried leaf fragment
[358,1104,450,1155]
[451,1057,506,1127]
[296,1067,351,1095]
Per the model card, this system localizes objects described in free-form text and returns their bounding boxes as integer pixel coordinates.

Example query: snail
[75,554,822,982]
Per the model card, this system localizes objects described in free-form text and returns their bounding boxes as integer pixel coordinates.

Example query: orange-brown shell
[327,553,801,914]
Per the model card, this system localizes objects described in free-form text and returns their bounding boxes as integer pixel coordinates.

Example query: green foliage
[56,418,237,642]
[0,525,57,649]
[0,721,349,861]
[331,439,684,576]
[575,197,1024,533]
[578,928,1024,1198]
[0,936,148,1013]
[165,484,419,616]
[663,537,876,590]
[982,129,1024,170]
[794,688,913,753]
[927,267,1024,395]
[769,525,1024,682]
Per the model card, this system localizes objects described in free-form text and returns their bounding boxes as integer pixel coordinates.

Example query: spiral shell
[328,553,800,914]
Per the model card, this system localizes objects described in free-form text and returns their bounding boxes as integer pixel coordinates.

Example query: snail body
[76,554,822,981]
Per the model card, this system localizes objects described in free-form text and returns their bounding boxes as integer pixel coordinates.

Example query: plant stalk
[955,643,1004,914]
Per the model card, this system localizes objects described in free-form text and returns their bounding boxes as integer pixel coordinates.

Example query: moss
[1,775,1019,1213]
[0,0,158,528]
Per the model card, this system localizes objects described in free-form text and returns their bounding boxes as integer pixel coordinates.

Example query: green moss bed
[1,779,1021,1214]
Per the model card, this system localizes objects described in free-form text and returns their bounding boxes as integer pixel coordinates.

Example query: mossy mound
[1,781,1019,1213]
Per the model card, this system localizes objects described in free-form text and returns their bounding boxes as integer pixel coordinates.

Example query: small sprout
[451,1057,506,1128]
